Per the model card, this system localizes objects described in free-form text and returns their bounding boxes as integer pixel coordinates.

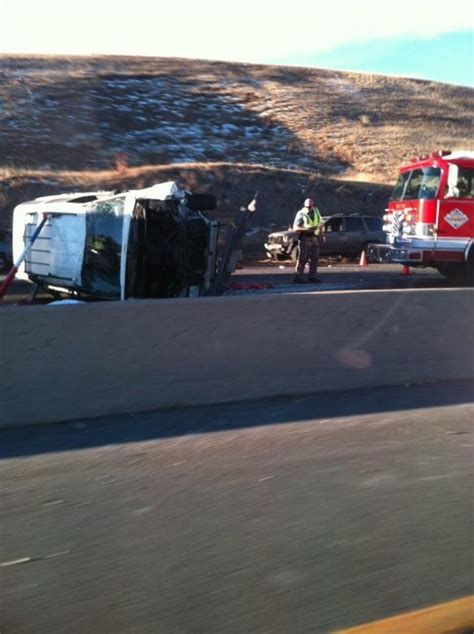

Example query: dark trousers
[296,236,320,277]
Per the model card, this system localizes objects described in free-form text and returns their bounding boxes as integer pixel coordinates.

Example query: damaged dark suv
[264,214,385,262]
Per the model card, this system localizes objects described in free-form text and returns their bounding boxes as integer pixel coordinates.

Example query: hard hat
[304,198,314,207]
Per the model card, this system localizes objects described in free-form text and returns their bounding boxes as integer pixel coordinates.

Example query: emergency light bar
[410,150,451,163]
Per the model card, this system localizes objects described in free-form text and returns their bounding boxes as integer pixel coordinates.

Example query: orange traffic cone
[359,250,367,267]
[401,265,411,276]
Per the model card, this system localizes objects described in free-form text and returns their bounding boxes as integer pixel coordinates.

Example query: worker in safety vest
[292,197,325,283]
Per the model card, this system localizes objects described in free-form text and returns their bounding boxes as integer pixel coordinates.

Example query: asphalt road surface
[1,382,473,633]
[229,262,450,294]
[0,263,451,304]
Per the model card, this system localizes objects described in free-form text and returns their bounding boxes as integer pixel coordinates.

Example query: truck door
[343,216,366,254]
[322,216,345,254]
[437,165,474,248]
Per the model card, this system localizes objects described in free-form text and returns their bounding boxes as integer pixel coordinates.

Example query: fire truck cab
[382,150,474,284]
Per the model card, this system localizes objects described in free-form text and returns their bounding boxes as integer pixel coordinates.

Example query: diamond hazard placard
[444,208,469,229]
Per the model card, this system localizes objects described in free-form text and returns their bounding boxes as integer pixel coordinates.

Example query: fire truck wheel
[466,250,474,286]
[437,262,472,286]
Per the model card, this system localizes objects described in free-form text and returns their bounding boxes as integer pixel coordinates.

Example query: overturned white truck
[12,181,249,301]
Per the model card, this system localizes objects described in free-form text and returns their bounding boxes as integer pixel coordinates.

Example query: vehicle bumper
[375,242,466,266]
[366,243,394,263]
[367,242,428,264]
[264,242,287,256]
[391,246,425,263]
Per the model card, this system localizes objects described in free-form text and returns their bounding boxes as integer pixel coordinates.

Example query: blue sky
[279,32,474,87]
[1,0,473,86]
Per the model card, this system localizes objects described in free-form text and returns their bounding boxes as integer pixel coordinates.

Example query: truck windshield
[82,196,125,296]
[390,167,441,201]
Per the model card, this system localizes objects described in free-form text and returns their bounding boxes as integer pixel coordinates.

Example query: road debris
[43,499,65,506]
[1,557,33,567]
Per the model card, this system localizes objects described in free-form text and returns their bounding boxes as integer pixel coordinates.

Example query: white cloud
[1,0,472,61]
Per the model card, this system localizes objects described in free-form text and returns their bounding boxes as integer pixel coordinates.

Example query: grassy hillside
[0,54,472,251]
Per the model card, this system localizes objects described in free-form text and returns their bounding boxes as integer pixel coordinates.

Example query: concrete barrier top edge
[0,286,473,316]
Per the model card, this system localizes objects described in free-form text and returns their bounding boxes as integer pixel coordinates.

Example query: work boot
[307,277,321,283]
[293,275,306,284]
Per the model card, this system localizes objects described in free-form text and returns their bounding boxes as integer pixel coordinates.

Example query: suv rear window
[364,217,382,231]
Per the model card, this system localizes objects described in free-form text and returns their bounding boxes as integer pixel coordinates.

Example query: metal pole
[0,213,49,300]
[209,194,258,295]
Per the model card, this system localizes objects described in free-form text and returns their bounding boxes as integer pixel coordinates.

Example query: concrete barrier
[1,288,473,428]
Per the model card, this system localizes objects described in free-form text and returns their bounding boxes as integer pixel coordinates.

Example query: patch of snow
[221,123,240,136]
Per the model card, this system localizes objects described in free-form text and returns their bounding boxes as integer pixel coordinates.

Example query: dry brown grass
[0,160,392,238]
[1,54,471,177]
[0,54,472,234]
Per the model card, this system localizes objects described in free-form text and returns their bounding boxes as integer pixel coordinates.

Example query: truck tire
[436,261,473,286]
[465,250,474,286]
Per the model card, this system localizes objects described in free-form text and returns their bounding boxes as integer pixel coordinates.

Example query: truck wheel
[436,263,466,286]
[465,250,474,286]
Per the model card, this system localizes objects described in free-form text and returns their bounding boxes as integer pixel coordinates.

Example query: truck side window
[457,168,474,198]
[364,217,383,231]
[445,168,474,198]
[344,217,364,232]
[325,218,343,232]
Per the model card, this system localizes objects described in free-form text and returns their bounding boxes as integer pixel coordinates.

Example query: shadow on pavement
[1,380,473,459]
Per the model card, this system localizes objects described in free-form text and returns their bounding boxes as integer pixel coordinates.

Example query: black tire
[436,261,473,286]
[466,249,474,286]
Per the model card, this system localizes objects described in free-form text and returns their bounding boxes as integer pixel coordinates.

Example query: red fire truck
[380,150,474,284]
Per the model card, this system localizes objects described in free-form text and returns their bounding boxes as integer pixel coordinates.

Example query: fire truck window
[457,168,474,198]
[444,167,474,198]
[325,217,343,232]
[403,168,441,200]
[391,172,410,200]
